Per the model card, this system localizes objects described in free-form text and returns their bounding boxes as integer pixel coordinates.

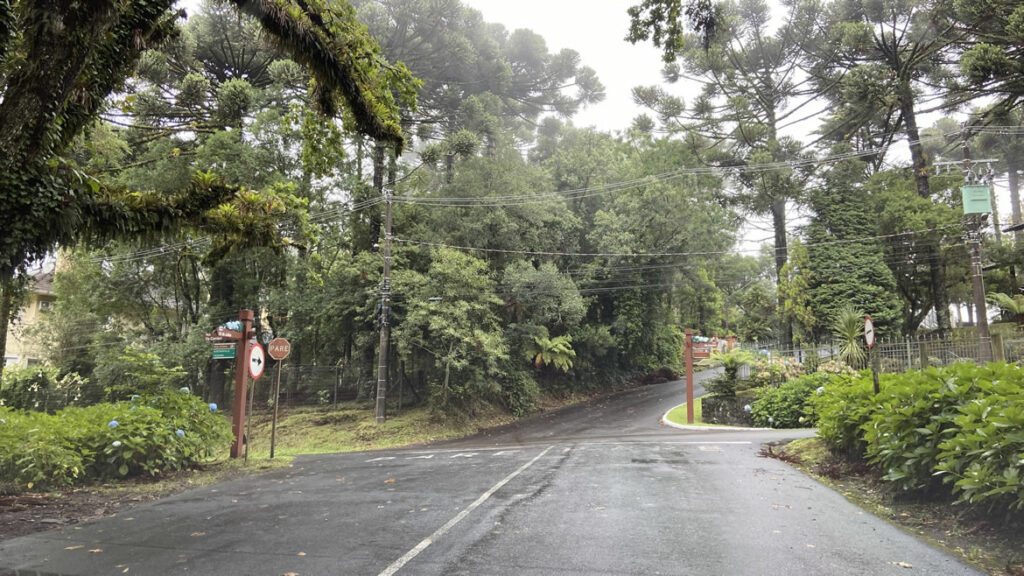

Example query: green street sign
[961,185,992,214]
[212,343,236,359]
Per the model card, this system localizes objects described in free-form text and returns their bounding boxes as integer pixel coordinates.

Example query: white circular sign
[249,342,266,379]
[864,316,875,349]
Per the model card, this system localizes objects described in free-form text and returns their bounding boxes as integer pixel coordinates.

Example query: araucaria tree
[0,0,416,379]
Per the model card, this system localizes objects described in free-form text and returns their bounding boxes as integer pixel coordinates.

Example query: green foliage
[988,292,1024,324]
[499,369,540,417]
[748,355,805,388]
[751,372,842,428]
[95,348,188,401]
[805,151,902,338]
[528,334,576,373]
[0,365,87,412]
[812,363,1024,511]
[711,347,754,383]
[0,390,230,492]
[809,373,877,457]
[832,304,867,367]
[935,383,1024,510]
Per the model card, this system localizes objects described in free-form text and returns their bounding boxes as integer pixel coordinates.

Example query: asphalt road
[1,373,986,575]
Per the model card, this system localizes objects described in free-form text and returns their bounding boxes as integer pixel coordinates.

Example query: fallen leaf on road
[297,552,306,556]
[88,549,103,553]
[336,477,345,483]
[385,478,395,483]
[889,561,913,568]
[282,572,299,576]
[65,546,83,550]
[190,532,205,537]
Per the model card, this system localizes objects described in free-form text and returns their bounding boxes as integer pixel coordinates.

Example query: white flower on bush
[112,440,122,448]
[209,403,218,411]
[108,420,119,428]
[816,386,825,396]
[176,429,185,437]
[179,387,190,394]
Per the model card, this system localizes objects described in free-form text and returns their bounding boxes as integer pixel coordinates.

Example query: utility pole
[936,127,997,362]
[375,146,394,424]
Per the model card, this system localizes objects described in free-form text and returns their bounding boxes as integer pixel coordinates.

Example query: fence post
[991,333,1005,362]
[906,337,913,371]
[919,341,929,369]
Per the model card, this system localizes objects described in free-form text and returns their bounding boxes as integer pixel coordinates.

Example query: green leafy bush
[862,364,1010,494]
[0,407,85,491]
[1,365,87,412]
[706,348,754,397]
[811,362,1024,511]
[751,372,843,428]
[0,389,230,492]
[934,378,1024,510]
[808,373,878,456]
[501,369,539,417]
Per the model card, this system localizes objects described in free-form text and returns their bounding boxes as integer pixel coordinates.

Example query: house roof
[28,263,56,296]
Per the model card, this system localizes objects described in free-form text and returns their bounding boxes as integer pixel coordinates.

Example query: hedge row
[0,390,231,492]
[811,363,1024,511]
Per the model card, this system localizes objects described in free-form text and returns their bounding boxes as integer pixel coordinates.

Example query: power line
[392,224,960,259]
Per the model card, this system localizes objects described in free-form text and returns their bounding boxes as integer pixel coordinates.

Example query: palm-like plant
[528,335,576,373]
[987,292,1024,325]
[832,304,867,368]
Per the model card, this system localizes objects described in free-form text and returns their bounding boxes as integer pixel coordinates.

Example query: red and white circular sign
[249,342,266,379]
[864,316,875,349]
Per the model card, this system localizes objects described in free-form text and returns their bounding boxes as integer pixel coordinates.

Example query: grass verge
[773,437,1024,576]
[241,401,515,457]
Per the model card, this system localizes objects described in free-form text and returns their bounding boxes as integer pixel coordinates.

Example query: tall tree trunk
[771,197,793,349]
[0,276,13,382]
[900,83,950,336]
[1010,162,1021,244]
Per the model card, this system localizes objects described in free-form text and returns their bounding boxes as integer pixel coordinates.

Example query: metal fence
[746,330,1024,374]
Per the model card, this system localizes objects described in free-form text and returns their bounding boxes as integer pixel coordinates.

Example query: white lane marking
[406,454,434,460]
[450,452,478,459]
[377,446,554,576]
[367,457,397,462]
[492,450,520,456]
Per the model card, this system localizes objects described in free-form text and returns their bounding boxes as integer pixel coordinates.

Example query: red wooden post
[685,328,694,424]
[230,309,254,458]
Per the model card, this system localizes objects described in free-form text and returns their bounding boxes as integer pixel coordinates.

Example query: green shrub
[934,378,1024,510]
[0,389,230,491]
[751,372,843,428]
[862,364,1006,494]
[0,407,85,491]
[811,362,1024,511]
[808,373,877,456]
[501,370,539,417]
[1,365,87,412]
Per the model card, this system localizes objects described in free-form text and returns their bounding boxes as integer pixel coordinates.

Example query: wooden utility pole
[934,129,997,363]
[230,309,254,458]
[684,329,694,424]
[962,128,993,363]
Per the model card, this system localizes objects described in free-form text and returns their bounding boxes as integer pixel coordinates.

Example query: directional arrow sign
[249,342,266,379]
